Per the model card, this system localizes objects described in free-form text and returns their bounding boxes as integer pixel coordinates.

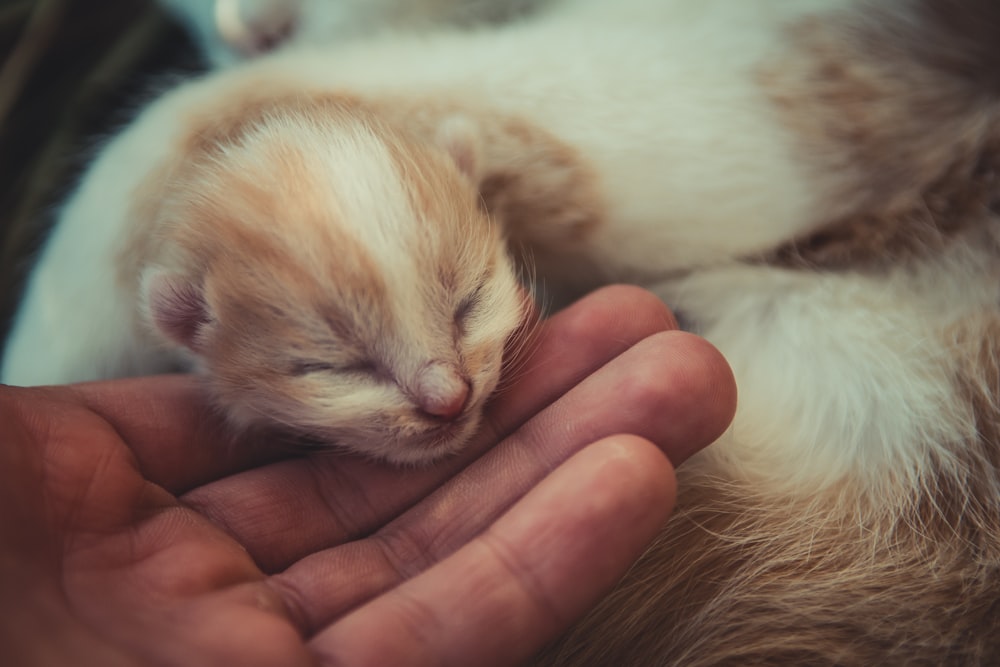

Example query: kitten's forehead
[274,109,504,300]
[167,99,505,360]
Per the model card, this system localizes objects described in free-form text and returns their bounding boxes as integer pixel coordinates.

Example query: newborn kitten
[159,0,548,66]
[6,0,1000,663]
[0,81,526,464]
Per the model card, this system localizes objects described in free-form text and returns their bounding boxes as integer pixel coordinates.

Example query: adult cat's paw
[215,0,299,57]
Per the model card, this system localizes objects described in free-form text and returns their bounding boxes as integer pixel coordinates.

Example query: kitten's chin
[362,413,483,467]
[213,387,486,466]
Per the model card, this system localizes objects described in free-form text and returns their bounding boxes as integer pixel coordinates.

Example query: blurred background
[0,0,201,341]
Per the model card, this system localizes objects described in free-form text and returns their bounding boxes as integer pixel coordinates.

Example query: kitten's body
[5,0,1000,662]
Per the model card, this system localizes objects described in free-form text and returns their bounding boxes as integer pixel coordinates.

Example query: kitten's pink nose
[415,362,470,421]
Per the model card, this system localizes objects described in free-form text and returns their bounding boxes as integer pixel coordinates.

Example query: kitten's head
[143,102,529,464]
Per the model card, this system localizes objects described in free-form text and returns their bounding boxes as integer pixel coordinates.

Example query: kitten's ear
[142,270,213,351]
[436,115,483,182]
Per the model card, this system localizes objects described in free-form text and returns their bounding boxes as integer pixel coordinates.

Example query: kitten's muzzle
[413,361,472,422]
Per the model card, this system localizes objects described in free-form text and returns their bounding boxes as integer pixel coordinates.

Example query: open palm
[1,287,735,666]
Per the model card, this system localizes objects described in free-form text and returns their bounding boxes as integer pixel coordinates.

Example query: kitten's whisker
[493,306,544,394]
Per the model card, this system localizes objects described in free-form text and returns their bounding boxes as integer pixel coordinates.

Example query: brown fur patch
[537,485,1000,665]
[477,116,604,249]
[764,141,1000,270]
[757,1,1000,270]
[470,112,609,304]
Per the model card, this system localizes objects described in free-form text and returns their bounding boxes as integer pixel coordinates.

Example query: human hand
[0,285,735,667]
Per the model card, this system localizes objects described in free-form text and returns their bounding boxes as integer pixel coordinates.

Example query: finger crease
[479,529,567,630]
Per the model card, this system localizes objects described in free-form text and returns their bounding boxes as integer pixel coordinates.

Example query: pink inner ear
[146,273,210,350]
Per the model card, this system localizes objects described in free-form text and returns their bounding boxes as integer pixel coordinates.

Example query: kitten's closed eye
[455,290,482,325]
[290,359,378,376]
[454,278,491,331]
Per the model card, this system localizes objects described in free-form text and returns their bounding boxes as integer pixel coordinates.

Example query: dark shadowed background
[0,0,202,343]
